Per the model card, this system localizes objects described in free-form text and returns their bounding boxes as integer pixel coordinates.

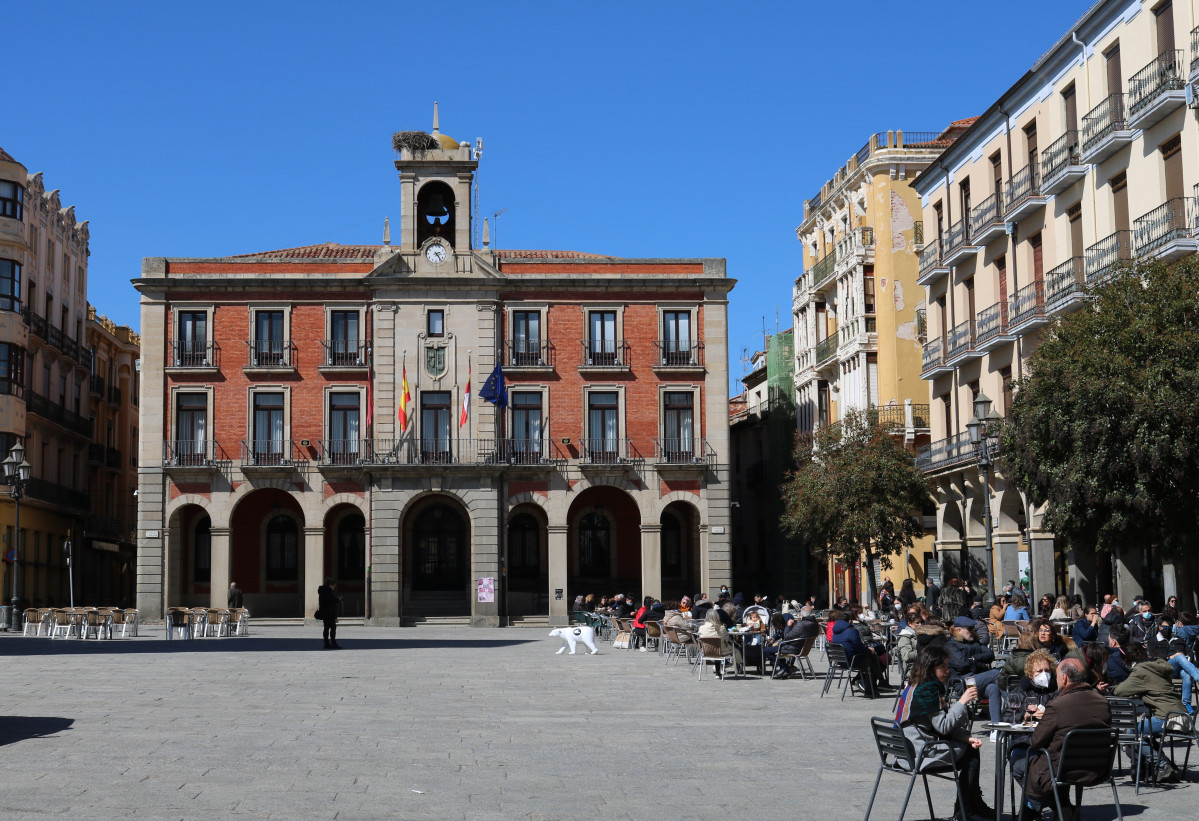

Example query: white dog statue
[549,625,598,655]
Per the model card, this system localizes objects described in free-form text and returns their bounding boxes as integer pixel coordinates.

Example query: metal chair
[1016,727,1123,821]
[697,635,738,680]
[1106,697,1144,792]
[774,635,817,680]
[1159,710,1194,778]
[21,608,42,636]
[822,642,876,700]
[863,716,966,821]
[166,608,194,640]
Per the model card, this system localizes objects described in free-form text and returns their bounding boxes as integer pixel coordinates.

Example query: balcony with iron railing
[1081,93,1135,164]
[1040,130,1085,195]
[89,374,104,397]
[107,385,121,406]
[811,247,839,290]
[917,240,948,285]
[496,438,556,466]
[921,337,947,376]
[1192,25,1199,79]
[814,334,839,368]
[319,340,370,369]
[163,440,223,469]
[1085,230,1134,285]
[838,316,876,347]
[1005,163,1047,221]
[88,442,104,465]
[579,339,630,369]
[943,217,977,265]
[240,440,306,470]
[504,339,556,369]
[969,191,1006,246]
[1128,49,1186,128]
[974,301,1010,351]
[1008,279,1046,331]
[653,437,712,468]
[944,319,975,362]
[27,390,91,437]
[86,514,136,545]
[653,340,705,369]
[344,438,500,467]
[915,431,976,474]
[833,226,875,276]
[105,446,121,470]
[315,439,371,467]
[25,477,89,511]
[1045,257,1086,312]
[245,339,295,370]
[168,340,219,369]
[1133,197,1199,262]
[580,437,636,466]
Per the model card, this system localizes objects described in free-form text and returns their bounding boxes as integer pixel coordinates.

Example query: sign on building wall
[477,577,495,603]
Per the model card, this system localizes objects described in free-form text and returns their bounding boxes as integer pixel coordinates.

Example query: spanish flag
[398,366,411,432]
[459,363,471,428]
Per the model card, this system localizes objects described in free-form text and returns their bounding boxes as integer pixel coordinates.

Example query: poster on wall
[477,577,495,603]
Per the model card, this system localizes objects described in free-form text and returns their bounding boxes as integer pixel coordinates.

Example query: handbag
[613,630,630,649]
[314,609,324,620]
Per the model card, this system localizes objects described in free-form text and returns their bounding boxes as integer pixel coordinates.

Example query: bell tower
[394,102,478,254]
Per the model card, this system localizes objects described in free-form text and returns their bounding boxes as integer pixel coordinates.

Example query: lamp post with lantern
[3,441,32,631]
[965,393,1001,601]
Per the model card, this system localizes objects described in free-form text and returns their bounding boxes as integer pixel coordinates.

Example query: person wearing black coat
[1072,608,1100,647]
[925,579,941,610]
[831,618,888,691]
[946,617,1004,724]
[317,578,341,649]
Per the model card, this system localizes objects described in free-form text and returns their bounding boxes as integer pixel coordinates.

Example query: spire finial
[383,216,391,246]
[482,218,490,248]
[432,101,439,135]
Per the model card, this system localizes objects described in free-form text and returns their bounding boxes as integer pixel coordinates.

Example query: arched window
[266,515,299,581]
[578,512,609,577]
[661,511,683,577]
[193,515,211,583]
[413,503,466,590]
[337,513,365,579]
[508,513,540,578]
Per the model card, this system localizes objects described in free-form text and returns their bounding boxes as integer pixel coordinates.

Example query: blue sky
[7,1,1087,391]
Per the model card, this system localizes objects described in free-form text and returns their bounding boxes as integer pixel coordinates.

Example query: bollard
[0,605,11,631]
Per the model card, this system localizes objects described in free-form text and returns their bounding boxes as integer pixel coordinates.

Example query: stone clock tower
[394,103,478,264]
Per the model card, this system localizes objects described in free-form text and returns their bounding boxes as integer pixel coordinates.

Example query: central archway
[411,502,468,592]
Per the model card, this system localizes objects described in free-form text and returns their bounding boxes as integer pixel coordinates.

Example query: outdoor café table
[980,721,1037,821]
[727,627,764,677]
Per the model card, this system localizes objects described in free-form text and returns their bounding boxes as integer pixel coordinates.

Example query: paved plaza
[1,626,1190,820]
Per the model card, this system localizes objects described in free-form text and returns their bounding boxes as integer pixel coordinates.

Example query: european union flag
[478,364,507,407]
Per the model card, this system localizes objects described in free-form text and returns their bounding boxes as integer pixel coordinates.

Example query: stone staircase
[402,591,471,626]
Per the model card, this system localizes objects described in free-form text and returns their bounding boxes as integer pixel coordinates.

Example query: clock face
[425,243,447,264]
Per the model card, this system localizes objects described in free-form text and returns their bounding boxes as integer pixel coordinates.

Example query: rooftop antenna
[493,208,508,250]
[383,216,391,246]
[473,137,483,248]
[740,346,752,377]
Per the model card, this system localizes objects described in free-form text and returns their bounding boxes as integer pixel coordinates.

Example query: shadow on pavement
[0,635,538,656]
[0,716,74,747]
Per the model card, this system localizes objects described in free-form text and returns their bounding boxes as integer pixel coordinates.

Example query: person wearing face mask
[1005,650,1060,725]
[1127,599,1155,645]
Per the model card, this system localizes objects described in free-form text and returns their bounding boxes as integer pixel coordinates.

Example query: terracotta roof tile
[949,117,980,129]
[495,249,615,260]
[227,242,382,260]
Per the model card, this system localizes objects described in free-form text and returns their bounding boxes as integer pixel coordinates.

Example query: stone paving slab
[1,626,1189,819]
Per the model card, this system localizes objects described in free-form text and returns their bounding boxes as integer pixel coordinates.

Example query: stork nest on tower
[393,131,439,155]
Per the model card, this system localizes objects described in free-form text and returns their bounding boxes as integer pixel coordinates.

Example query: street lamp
[3,441,32,631]
[966,393,1001,603]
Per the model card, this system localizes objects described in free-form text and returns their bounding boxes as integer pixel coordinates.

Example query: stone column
[1028,531,1056,604]
[1068,549,1098,606]
[1115,546,1143,604]
[994,533,1020,597]
[208,527,231,610]
[304,526,325,620]
[640,523,662,602]
[699,524,714,596]
[547,524,568,627]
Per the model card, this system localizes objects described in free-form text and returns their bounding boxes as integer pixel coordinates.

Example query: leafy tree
[780,411,932,605]
[1002,256,1199,559]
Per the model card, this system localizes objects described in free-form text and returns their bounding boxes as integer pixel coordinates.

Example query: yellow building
[912,0,1199,606]
[793,124,973,604]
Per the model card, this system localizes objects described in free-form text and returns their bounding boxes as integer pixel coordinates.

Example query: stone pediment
[367,249,502,280]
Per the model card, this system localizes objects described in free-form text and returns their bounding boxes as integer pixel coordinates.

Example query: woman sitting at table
[697,607,742,669]
[630,596,654,652]
[1004,595,1032,621]
[1112,642,1186,782]
[1048,596,1070,621]
[1004,650,1059,725]
[677,596,693,619]
[896,646,992,820]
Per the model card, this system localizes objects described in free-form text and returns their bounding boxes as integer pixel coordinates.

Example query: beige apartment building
[913,0,1199,606]
[793,124,973,602]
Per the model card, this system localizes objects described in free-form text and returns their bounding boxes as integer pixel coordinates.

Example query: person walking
[228,581,244,610]
[317,578,341,649]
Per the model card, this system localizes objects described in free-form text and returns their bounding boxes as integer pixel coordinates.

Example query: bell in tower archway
[417,181,456,245]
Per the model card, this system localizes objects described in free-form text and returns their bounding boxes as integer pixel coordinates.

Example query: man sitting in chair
[1011,657,1111,820]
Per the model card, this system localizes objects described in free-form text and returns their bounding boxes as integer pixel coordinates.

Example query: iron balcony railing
[944,217,971,256]
[918,240,943,279]
[945,319,974,359]
[1005,163,1043,211]
[321,340,369,368]
[1009,280,1046,327]
[108,386,121,406]
[1085,230,1134,284]
[580,339,629,368]
[240,440,305,468]
[105,447,121,469]
[1041,130,1080,184]
[811,247,839,289]
[25,477,89,511]
[163,440,221,467]
[970,191,1004,238]
[246,339,294,368]
[915,432,975,473]
[1192,25,1199,76]
[921,337,943,372]
[88,442,104,465]
[855,141,871,165]
[975,301,1008,346]
[504,339,555,368]
[89,375,104,397]
[1082,93,1128,155]
[316,439,371,466]
[361,438,501,466]
[653,340,704,367]
[1133,197,1197,257]
[580,437,634,465]
[497,438,552,465]
[1045,257,1085,310]
[654,437,712,466]
[915,308,927,343]
[21,308,47,340]
[27,390,91,437]
[913,220,924,245]
[814,334,838,366]
[170,340,217,368]
[901,132,947,147]
[86,515,135,545]
[1129,49,1185,115]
